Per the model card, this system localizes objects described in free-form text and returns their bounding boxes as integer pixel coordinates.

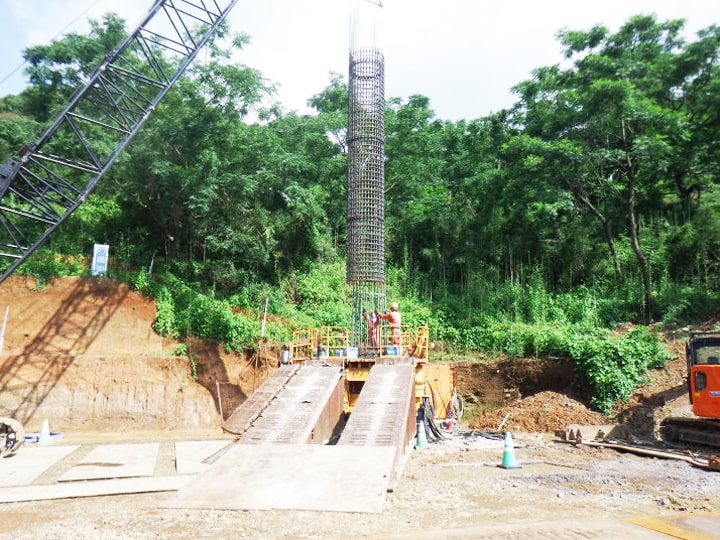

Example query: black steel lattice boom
[0,0,239,283]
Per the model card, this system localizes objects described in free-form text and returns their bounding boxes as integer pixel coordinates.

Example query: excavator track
[660,417,720,448]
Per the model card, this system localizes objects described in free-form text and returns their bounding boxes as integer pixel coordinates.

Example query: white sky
[0,0,718,121]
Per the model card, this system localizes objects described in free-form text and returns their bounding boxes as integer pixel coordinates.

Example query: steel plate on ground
[0,476,191,503]
[163,443,396,513]
[175,440,234,474]
[628,514,720,540]
[58,443,159,481]
[0,445,79,486]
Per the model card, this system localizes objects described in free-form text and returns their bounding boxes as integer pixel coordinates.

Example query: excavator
[661,331,720,447]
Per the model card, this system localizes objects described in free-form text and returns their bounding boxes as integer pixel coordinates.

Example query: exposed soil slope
[0,276,270,434]
[0,274,698,439]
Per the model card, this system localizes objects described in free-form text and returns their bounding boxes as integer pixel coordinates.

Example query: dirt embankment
[0,276,277,434]
[0,275,696,439]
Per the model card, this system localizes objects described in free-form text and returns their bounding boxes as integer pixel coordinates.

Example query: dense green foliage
[2,13,719,414]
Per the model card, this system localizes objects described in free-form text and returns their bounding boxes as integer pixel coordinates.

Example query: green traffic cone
[499,431,521,469]
[416,421,428,448]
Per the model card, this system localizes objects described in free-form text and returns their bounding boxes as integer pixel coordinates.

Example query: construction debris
[555,424,630,444]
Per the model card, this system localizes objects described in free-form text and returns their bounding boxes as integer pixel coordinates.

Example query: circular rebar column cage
[347,2,386,347]
[351,281,386,354]
[347,46,385,286]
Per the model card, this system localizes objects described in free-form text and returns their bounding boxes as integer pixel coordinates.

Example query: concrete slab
[629,514,720,540]
[0,445,79,486]
[175,440,234,474]
[58,443,159,482]
[0,476,192,503]
[362,518,674,539]
[164,443,396,513]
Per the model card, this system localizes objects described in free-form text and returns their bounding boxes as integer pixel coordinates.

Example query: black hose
[421,398,446,442]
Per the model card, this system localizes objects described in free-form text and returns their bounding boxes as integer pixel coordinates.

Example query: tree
[116,54,273,270]
[384,95,447,284]
[509,15,720,321]
[21,13,127,122]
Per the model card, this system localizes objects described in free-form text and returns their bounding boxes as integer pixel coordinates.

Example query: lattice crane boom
[0,0,240,283]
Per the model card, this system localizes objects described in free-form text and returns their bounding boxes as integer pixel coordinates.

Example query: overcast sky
[0,0,717,121]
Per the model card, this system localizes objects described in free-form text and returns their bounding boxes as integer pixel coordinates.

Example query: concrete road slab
[164,444,396,513]
[175,440,233,474]
[629,514,720,540]
[58,443,159,481]
[0,446,79,486]
[358,518,676,539]
[0,476,192,503]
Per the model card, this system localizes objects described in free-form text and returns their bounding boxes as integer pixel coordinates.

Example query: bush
[656,283,720,323]
[456,319,669,414]
[129,270,291,351]
[15,252,88,285]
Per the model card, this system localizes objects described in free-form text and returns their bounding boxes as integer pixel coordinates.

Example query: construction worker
[363,310,381,350]
[378,302,402,346]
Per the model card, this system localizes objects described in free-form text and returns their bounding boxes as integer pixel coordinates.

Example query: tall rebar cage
[347,47,385,285]
[348,1,386,347]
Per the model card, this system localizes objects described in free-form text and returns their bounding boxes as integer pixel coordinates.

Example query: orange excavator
[661,331,720,447]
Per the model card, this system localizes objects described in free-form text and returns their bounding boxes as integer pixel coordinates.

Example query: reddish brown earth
[0,275,276,435]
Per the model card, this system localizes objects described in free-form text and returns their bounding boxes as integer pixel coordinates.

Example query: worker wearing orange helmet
[378,302,402,346]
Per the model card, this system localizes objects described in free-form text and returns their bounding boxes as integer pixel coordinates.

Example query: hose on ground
[420,397,446,442]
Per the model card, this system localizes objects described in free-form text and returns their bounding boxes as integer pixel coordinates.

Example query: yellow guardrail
[291,328,317,362]
[291,325,429,361]
[318,326,350,360]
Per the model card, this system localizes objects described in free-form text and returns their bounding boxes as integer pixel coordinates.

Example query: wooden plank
[0,446,78,486]
[163,444,396,513]
[0,476,192,503]
[58,443,159,481]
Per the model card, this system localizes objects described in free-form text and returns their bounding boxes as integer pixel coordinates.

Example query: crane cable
[1,0,105,89]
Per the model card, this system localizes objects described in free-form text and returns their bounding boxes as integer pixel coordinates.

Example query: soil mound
[469,390,610,433]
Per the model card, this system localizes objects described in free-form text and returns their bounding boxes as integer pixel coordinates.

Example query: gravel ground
[1,430,719,539]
